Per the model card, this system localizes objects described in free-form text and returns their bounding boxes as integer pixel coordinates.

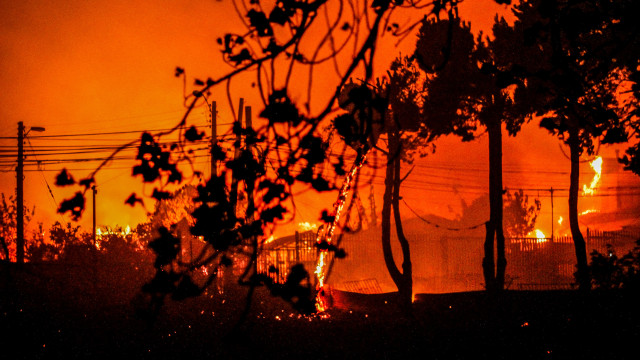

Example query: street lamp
[16,122,45,263]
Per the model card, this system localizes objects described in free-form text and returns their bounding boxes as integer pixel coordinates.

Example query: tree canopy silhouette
[414,14,529,291]
[491,0,636,290]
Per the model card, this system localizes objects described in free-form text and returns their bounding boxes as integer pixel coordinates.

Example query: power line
[27,126,207,138]
[26,138,66,224]
[0,123,238,141]
[401,198,487,231]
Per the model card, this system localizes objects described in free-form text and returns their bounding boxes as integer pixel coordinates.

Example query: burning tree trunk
[569,131,590,291]
[381,132,413,310]
[483,118,506,292]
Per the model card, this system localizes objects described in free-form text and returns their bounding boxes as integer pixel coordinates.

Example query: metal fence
[506,228,639,287]
[257,231,317,284]
[256,227,639,293]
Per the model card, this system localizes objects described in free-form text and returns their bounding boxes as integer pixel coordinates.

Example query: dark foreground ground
[1,262,639,359]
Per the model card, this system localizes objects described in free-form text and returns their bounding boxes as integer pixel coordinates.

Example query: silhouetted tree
[26,221,93,262]
[379,59,423,311]
[414,15,527,292]
[336,56,429,309]
[491,0,632,290]
[0,193,34,262]
[503,189,541,238]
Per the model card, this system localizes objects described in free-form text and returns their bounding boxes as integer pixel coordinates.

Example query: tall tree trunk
[381,132,412,310]
[483,119,506,292]
[381,144,402,285]
[568,132,590,291]
[482,221,496,291]
[392,145,413,309]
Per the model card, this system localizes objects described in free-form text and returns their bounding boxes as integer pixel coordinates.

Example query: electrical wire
[25,138,67,224]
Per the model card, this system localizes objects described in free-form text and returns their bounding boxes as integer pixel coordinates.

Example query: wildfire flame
[582,156,603,196]
[94,225,133,250]
[528,229,548,243]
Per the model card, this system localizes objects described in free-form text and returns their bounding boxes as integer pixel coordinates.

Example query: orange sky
[1,0,636,239]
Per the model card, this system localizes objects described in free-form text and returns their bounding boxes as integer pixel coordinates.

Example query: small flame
[580,209,598,215]
[298,222,317,232]
[582,156,602,196]
[264,235,275,244]
[528,229,548,243]
[558,216,563,226]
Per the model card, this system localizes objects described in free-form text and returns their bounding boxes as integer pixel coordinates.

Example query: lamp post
[16,122,45,263]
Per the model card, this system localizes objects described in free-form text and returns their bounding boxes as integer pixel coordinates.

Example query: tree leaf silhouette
[247,9,273,37]
[261,205,287,223]
[269,6,293,26]
[143,269,179,294]
[55,168,75,186]
[211,143,226,161]
[148,227,180,268]
[258,180,287,204]
[125,193,144,207]
[152,189,172,201]
[57,192,85,221]
[172,275,202,300]
[333,156,346,176]
[228,48,253,66]
[259,89,302,126]
[311,176,332,192]
[78,177,95,190]
[320,209,335,223]
[184,125,204,142]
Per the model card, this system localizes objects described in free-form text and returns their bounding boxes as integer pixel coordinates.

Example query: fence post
[295,231,300,263]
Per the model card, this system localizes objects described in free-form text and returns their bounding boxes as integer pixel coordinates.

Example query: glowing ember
[582,156,602,196]
[580,209,598,215]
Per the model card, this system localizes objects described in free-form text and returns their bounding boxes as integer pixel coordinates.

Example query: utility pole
[16,122,24,264]
[92,185,97,246]
[244,105,258,278]
[245,106,254,220]
[230,98,244,215]
[210,101,217,178]
[15,122,44,263]
[550,187,554,241]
